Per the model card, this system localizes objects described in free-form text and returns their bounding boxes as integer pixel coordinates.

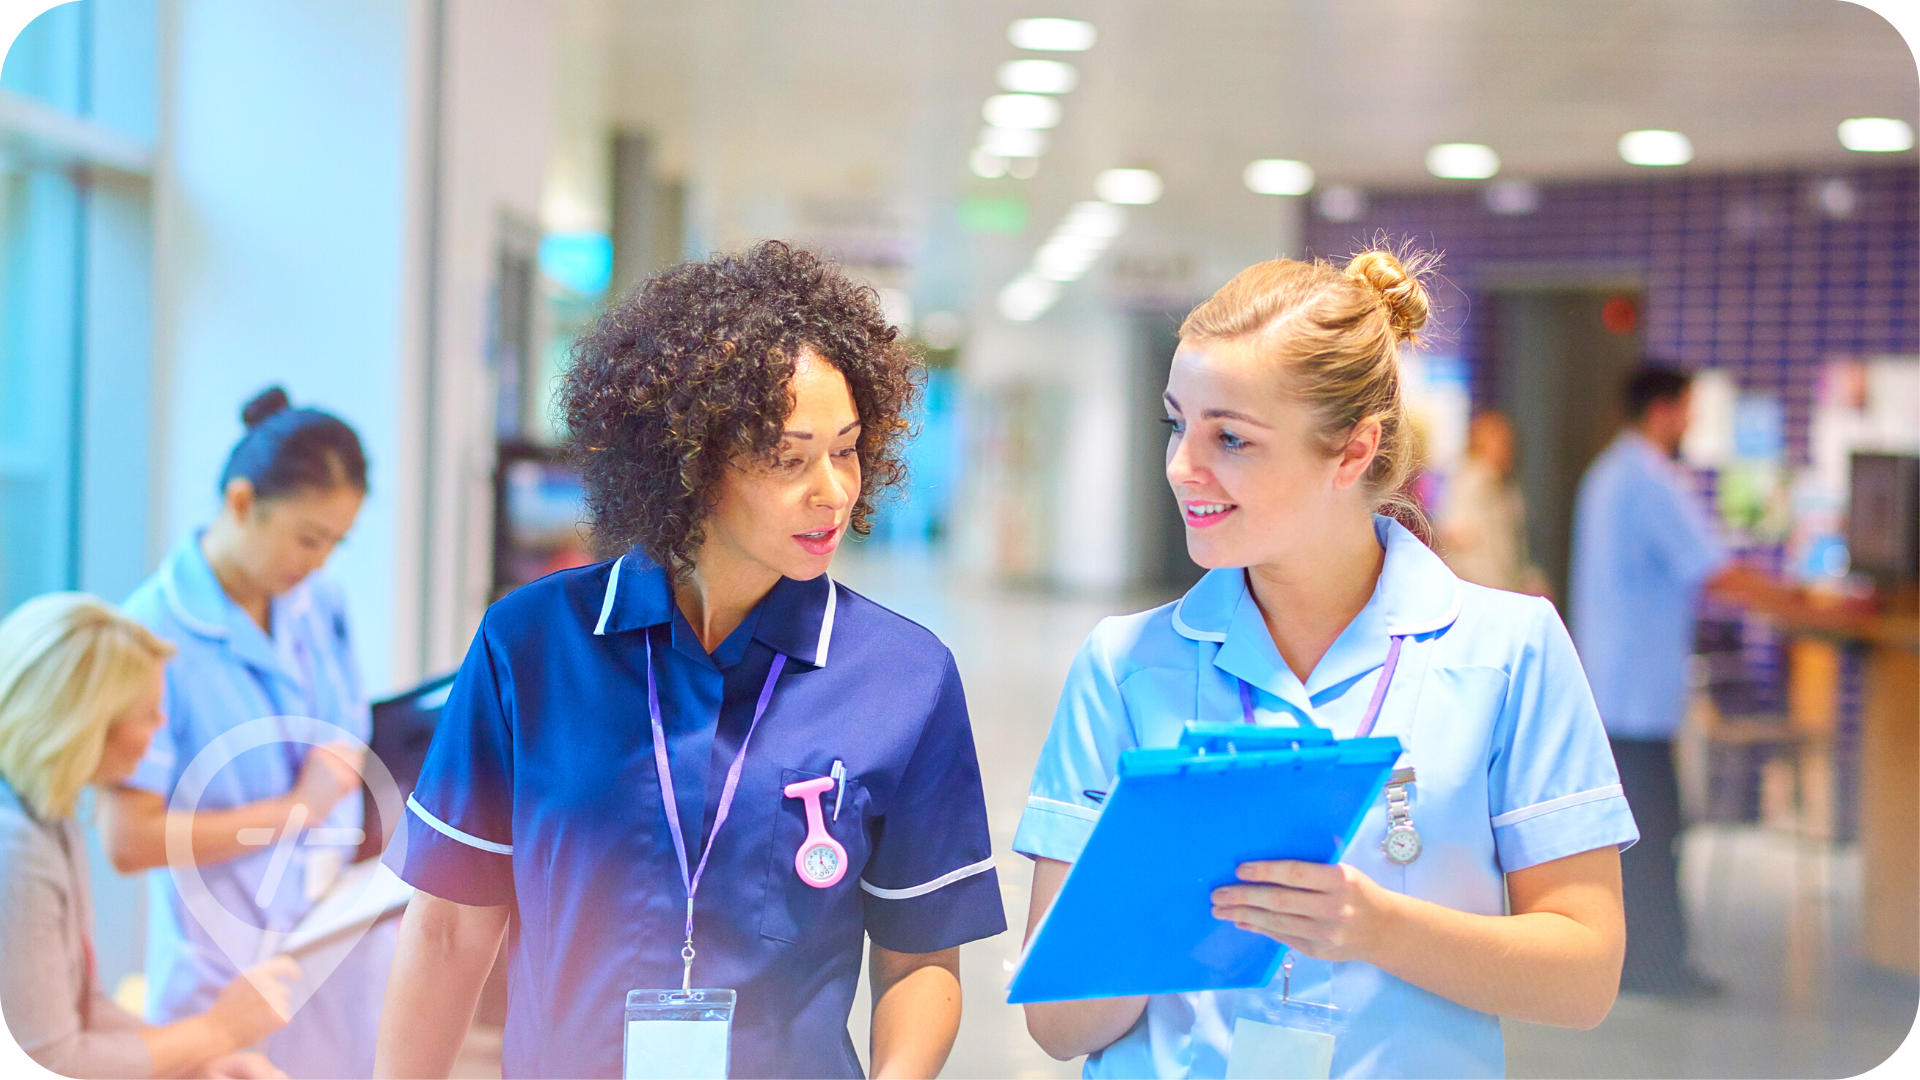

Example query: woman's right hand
[289,742,364,819]
[206,956,301,1048]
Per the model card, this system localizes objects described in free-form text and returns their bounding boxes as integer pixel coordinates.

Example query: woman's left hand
[1211,861,1400,964]
[202,1051,286,1079]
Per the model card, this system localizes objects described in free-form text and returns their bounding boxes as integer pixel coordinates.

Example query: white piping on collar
[161,565,229,640]
[592,556,625,636]
[1169,595,1227,643]
[813,578,838,666]
[1384,575,1464,637]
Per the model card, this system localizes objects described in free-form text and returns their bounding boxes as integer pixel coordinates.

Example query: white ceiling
[568,0,1916,301]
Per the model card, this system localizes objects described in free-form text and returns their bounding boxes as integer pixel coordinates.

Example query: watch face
[1383,825,1422,865]
[802,843,840,882]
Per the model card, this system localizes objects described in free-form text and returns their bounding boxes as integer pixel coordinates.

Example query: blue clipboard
[1007,722,1402,1003]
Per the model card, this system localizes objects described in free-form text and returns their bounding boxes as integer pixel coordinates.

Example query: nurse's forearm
[101,787,310,872]
[1020,857,1148,1059]
[868,945,961,1080]
[1365,849,1625,1029]
[374,892,508,1079]
[138,1014,243,1079]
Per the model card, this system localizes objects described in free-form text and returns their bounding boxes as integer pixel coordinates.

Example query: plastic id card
[1225,996,1344,1079]
[623,989,734,1080]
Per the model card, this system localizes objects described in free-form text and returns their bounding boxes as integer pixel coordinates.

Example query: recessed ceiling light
[1838,117,1914,152]
[1243,159,1315,196]
[997,59,1077,94]
[982,93,1061,130]
[969,147,1008,179]
[1426,143,1500,180]
[1059,201,1126,238]
[980,126,1047,157]
[1008,18,1096,52]
[1618,130,1693,166]
[998,273,1061,321]
[1096,168,1162,205]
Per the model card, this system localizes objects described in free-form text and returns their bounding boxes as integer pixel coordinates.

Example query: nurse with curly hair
[375,242,1006,1080]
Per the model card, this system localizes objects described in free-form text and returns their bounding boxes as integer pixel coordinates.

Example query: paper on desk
[278,858,414,958]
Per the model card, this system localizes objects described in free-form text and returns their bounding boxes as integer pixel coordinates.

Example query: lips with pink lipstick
[793,523,843,555]
[1182,500,1237,529]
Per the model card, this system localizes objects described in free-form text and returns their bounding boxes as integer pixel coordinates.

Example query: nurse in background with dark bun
[104,387,390,1079]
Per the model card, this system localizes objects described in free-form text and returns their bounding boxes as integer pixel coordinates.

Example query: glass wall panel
[0,155,83,612]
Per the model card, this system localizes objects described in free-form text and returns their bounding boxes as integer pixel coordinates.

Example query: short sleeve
[1011,623,1136,864]
[386,621,516,907]
[859,652,1008,954]
[1646,466,1728,588]
[1488,598,1641,872]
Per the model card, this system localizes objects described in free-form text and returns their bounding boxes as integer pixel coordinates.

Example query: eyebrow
[782,419,863,440]
[1163,393,1271,428]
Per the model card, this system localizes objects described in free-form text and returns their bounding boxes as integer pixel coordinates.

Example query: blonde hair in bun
[1178,244,1439,515]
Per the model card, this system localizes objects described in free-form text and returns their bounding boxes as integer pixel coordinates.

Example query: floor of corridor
[826,548,1919,1080]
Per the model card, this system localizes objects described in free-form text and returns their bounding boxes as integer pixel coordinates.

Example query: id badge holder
[1225,958,1346,1080]
[623,988,735,1080]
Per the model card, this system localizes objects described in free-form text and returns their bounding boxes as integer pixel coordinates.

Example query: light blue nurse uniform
[1570,431,1729,738]
[121,534,395,1079]
[1014,517,1640,1079]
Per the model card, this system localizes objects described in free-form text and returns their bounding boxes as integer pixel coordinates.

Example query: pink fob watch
[782,776,847,888]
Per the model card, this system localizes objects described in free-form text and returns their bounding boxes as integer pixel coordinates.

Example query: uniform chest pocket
[760,766,872,944]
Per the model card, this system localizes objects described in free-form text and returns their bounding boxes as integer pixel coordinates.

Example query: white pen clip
[830,759,846,821]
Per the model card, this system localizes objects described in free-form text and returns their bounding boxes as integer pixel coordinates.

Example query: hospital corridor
[3,2,1918,1079]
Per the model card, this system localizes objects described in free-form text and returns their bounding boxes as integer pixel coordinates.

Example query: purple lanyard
[1239,635,1406,738]
[646,634,787,990]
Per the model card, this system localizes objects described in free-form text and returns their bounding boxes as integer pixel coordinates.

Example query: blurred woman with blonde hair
[1015,248,1635,1077]
[0,593,298,1079]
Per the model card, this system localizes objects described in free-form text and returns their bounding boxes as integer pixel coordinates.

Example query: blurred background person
[99,390,383,1079]
[0,592,297,1079]
[1571,365,1789,999]
[1438,410,1548,595]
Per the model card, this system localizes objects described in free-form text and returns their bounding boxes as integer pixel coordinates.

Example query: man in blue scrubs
[1571,364,1778,998]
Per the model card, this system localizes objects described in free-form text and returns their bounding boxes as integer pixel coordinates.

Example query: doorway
[1488,287,1646,605]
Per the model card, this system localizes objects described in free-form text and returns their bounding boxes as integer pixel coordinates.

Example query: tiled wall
[1304,161,1919,465]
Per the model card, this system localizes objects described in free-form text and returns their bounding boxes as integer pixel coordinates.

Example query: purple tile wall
[1305,162,1919,465]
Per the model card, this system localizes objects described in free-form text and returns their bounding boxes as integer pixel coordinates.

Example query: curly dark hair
[557,241,921,575]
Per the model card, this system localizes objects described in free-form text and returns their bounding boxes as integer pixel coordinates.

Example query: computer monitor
[356,673,456,863]
[1847,452,1919,590]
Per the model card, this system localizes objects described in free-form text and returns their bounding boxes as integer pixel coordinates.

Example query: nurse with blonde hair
[1016,249,1637,1078]
[0,593,297,1078]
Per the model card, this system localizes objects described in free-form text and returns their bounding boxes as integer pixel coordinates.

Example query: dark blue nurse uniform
[388,555,1007,1078]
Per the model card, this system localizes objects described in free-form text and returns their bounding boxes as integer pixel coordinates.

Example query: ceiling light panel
[982,93,1061,130]
[1426,143,1500,179]
[1618,129,1693,166]
[1008,18,1096,52]
[1243,159,1315,196]
[997,59,1077,94]
[1838,117,1915,152]
[980,126,1047,157]
[1096,168,1163,205]
[1059,201,1126,238]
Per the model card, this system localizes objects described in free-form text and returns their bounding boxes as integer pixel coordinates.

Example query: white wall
[154,0,410,690]
[154,0,552,693]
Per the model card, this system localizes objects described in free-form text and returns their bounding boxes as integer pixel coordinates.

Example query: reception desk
[1768,596,1920,976]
